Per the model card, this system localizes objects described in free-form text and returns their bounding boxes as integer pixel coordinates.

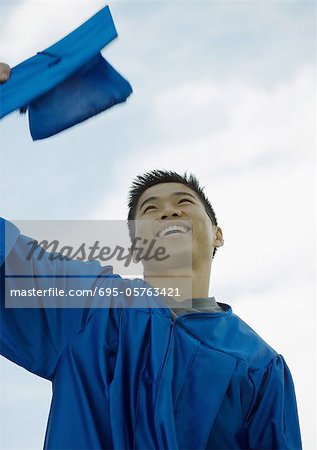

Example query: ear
[213,226,224,248]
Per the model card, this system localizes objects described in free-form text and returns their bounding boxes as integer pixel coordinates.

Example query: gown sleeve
[246,354,302,449]
[0,218,112,380]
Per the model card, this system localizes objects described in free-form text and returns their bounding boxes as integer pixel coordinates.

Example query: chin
[144,252,192,276]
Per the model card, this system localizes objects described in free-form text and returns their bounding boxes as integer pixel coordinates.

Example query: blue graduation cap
[0,6,133,140]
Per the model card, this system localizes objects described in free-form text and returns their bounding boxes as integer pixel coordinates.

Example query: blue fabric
[0,219,302,449]
[0,6,132,140]
[28,53,132,140]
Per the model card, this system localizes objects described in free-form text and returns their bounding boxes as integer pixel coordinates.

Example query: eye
[178,198,194,205]
[143,205,157,213]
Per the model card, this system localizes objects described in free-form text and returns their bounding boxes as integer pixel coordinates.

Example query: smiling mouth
[156,224,191,238]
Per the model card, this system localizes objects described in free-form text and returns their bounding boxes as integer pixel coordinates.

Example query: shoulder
[221,311,279,369]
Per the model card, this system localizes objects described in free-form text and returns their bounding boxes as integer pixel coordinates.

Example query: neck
[144,260,212,302]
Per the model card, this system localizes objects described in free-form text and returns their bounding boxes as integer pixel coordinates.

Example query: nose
[160,208,182,220]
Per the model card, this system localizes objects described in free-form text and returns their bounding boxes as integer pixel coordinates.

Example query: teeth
[158,225,189,238]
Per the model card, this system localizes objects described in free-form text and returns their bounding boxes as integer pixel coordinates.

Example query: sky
[0,0,316,449]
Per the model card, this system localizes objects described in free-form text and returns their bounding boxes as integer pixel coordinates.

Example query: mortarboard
[0,6,133,140]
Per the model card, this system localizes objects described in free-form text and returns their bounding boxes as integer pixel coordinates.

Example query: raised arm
[1,219,114,379]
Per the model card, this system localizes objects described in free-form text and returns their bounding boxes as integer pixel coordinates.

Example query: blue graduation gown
[0,219,302,449]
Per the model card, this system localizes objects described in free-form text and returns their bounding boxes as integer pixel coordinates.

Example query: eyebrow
[139,191,197,211]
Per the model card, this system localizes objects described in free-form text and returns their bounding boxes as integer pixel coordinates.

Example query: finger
[0,63,11,82]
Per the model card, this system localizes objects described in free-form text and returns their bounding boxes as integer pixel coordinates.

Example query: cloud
[141,66,314,170]
[1,0,106,65]
[90,66,314,218]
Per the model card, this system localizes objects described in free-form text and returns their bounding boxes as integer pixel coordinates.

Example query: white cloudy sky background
[0,1,315,449]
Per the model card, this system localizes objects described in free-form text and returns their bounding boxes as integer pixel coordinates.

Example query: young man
[0,64,302,449]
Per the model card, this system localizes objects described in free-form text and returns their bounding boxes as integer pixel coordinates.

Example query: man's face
[133,182,219,271]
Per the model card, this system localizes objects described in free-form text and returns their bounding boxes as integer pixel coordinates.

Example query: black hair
[127,170,219,257]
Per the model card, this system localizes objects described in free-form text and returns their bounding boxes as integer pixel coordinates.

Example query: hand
[0,63,11,82]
